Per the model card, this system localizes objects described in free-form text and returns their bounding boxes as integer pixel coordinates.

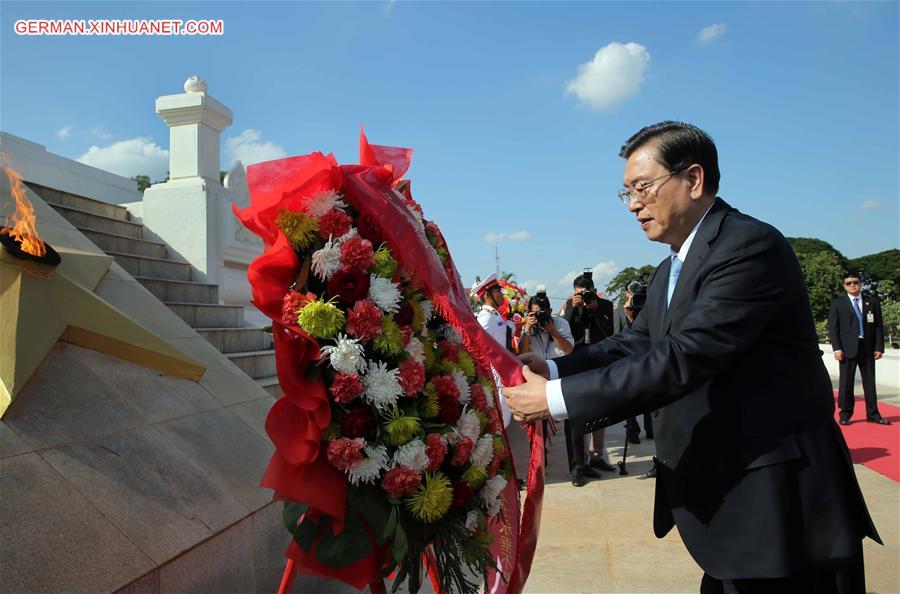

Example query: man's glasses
[617,167,688,207]
[844,280,860,286]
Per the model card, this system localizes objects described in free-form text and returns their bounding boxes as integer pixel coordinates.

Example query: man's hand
[518,353,550,379]
[874,351,883,360]
[834,351,844,362]
[503,365,551,423]
[571,293,583,308]
[524,312,537,332]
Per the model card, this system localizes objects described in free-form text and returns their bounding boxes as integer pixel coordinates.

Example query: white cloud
[483,230,532,244]
[224,129,286,167]
[558,261,618,291]
[520,279,546,294]
[56,125,72,140]
[565,42,650,110]
[76,137,169,180]
[90,126,113,140]
[697,23,727,43]
[860,200,881,209]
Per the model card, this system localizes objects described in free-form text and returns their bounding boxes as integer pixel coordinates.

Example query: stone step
[136,277,218,304]
[51,204,144,239]
[165,302,244,328]
[28,183,131,221]
[195,327,274,354]
[225,350,277,380]
[255,376,281,398]
[108,251,192,282]
[81,228,167,259]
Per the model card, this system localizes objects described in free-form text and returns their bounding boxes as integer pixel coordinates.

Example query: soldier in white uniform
[472,273,513,427]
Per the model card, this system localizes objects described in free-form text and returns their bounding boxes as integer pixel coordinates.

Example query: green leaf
[391,521,408,563]
[358,500,390,547]
[282,502,309,534]
[293,515,326,553]
[314,515,372,569]
[383,505,398,540]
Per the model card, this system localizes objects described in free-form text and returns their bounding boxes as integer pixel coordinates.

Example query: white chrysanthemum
[452,369,471,405]
[338,228,358,242]
[347,444,388,485]
[457,409,480,442]
[479,475,508,518]
[405,336,425,364]
[311,236,342,281]
[465,510,480,534]
[305,190,347,218]
[442,325,463,345]
[391,438,429,472]
[470,435,494,468]
[419,300,433,324]
[368,276,402,314]
[320,334,366,375]
[363,361,403,411]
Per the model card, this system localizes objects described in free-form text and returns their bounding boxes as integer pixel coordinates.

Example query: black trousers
[838,339,880,421]
[626,412,653,438]
[563,420,586,477]
[699,542,865,594]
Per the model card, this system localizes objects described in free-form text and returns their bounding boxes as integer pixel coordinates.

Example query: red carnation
[281,290,313,326]
[440,343,461,363]
[381,467,422,499]
[340,407,376,438]
[340,236,375,272]
[431,375,459,399]
[318,210,353,240]
[357,213,384,246]
[400,325,413,347]
[486,405,503,433]
[488,452,504,476]
[451,481,474,509]
[438,393,462,425]
[425,433,448,472]
[346,299,383,342]
[326,438,365,471]
[327,267,370,304]
[330,373,364,404]
[451,437,473,466]
[398,359,425,397]
[470,384,488,411]
[394,301,414,327]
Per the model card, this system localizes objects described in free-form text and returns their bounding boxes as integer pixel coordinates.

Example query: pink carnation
[346,299,383,342]
[381,467,422,499]
[425,433,448,472]
[340,236,375,272]
[330,373,365,404]
[431,375,459,400]
[326,438,365,471]
[451,437,473,466]
[318,210,352,240]
[281,290,313,326]
[398,359,426,397]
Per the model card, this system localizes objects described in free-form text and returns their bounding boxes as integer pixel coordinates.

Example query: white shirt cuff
[546,379,568,420]
[547,359,560,380]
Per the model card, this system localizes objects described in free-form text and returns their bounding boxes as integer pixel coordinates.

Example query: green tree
[131,174,151,193]
[849,249,900,301]
[605,265,656,305]
[882,298,900,347]
[787,237,847,269]
[796,251,844,322]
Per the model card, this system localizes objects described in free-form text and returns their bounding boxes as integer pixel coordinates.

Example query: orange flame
[1,154,45,258]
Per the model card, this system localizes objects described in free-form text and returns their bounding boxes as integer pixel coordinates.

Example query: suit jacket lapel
[663,198,731,334]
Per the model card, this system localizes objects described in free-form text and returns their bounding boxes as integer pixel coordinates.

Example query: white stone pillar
[142,76,233,284]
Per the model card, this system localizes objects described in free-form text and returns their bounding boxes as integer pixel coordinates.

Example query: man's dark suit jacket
[828,293,885,359]
[562,296,614,349]
[553,198,879,579]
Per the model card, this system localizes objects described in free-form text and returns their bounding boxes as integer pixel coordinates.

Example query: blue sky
[3,1,898,303]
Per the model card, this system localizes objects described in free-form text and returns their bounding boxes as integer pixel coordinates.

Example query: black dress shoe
[581,466,604,479]
[645,466,657,478]
[867,417,891,425]
[627,433,641,445]
[839,418,852,426]
[589,456,617,472]
[571,474,586,487]
[644,431,654,440]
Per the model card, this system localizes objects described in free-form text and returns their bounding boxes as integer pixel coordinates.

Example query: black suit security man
[828,272,890,425]
[505,121,879,593]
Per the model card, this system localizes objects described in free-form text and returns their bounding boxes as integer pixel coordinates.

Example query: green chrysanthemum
[493,435,506,455]
[276,209,319,252]
[373,315,404,357]
[383,412,421,446]
[436,247,449,265]
[297,299,345,339]
[461,464,488,489]
[372,245,399,279]
[422,336,438,374]
[478,377,495,399]
[419,383,440,419]
[405,472,453,523]
[454,352,475,382]
[475,410,489,434]
[410,299,425,334]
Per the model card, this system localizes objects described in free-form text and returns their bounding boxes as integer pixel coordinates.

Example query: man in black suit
[828,272,890,425]
[505,121,879,593]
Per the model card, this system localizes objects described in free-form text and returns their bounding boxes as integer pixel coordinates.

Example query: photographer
[519,291,574,360]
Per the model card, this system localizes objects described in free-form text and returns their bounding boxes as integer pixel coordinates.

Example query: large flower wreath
[234,132,545,594]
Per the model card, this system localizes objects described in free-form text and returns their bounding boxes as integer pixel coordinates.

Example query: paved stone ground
[517,380,900,594]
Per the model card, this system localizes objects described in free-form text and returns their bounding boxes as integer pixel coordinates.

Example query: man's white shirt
[545,204,714,420]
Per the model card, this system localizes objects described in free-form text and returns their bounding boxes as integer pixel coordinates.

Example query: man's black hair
[620,121,721,195]
[844,271,862,280]
[573,274,594,290]
[528,294,551,312]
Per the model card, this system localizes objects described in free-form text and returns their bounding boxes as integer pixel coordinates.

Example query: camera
[579,290,597,305]
[627,280,648,311]
[530,291,552,336]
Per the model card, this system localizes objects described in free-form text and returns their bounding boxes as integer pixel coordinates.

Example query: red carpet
[833,392,900,482]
